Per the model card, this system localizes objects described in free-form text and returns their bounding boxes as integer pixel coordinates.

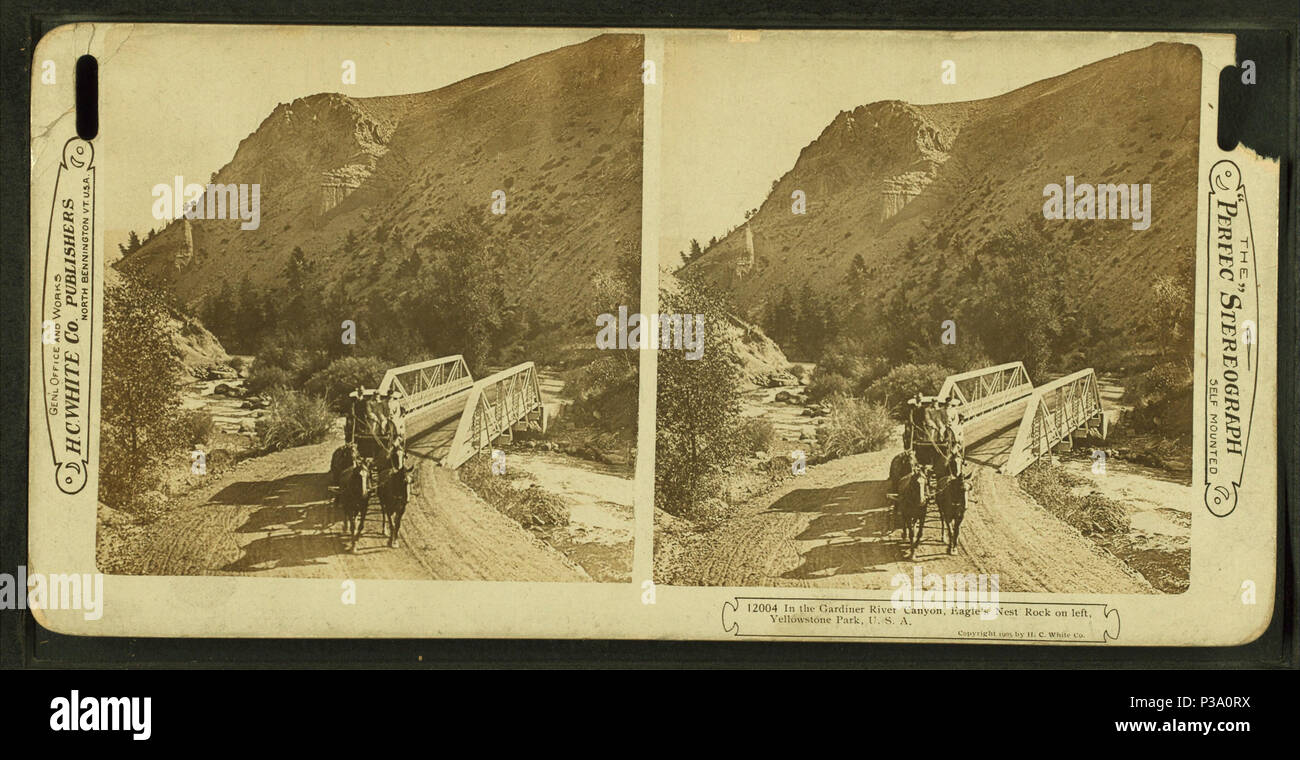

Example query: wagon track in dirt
[120,432,589,582]
[670,440,1152,593]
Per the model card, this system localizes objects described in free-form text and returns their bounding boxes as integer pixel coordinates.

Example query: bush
[735,417,778,455]
[806,350,887,402]
[683,496,738,529]
[178,409,215,447]
[563,354,637,404]
[256,390,334,452]
[205,448,238,477]
[304,356,390,410]
[459,454,570,528]
[815,396,895,459]
[786,364,806,382]
[227,356,246,372]
[865,363,949,418]
[1018,461,1130,535]
[251,332,330,389]
[1124,362,1192,406]
[245,364,294,395]
[1123,361,1194,440]
[806,371,855,402]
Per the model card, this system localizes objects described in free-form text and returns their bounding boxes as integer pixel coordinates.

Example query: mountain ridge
[684,41,1202,339]
[118,33,644,328]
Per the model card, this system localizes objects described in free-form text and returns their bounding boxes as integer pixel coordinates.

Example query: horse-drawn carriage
[328,388,414,550]
[887,394,970,557]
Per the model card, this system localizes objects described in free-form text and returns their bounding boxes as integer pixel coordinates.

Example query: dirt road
[664,445,1152,593]
[117,432,589,581]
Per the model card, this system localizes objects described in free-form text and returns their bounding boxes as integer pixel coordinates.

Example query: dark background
[1,0,1295,672]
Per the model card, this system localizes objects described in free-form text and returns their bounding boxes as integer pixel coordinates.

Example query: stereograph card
[26,25,1280,644]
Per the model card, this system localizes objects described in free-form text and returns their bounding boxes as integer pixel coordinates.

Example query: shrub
[205,448,238,477]
[227,356,246,372]
[1017,461,1130,535]
[459,455,570,528]
[786,364,806,382]
[806,350,887,402]
[252,332,329,388]
[256,390,334,452]
[735,417,778,455]
[245,364,294,395]
[806,371,855,402]
[815,396,895,459]
[1123,361,1194,441]
[562,354,637,404]
[865,363,949,418]
[305,356,390,410]
[178,409,215,447]
[684,497,738,530]
[1124,362,1192,406]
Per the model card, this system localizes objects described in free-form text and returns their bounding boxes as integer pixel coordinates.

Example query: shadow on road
[207,472,329,507]
[221,528,341,572]
[762,476,965,580]
[205,470,381,571]
[766,478,890,516]
[765,478,916,579]
[783,538,908,579]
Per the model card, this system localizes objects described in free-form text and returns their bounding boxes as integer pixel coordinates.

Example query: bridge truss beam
[443,362,544,469]
[939,361,1035,421]
[1001,368,1105,476]
[377,355,475,439]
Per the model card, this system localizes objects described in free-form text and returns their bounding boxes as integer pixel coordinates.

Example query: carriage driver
[345,386,366,444]
[904,395,924,449]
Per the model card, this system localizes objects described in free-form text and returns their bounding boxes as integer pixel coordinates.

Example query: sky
[82,26,1210,261]
[93,24,604,244]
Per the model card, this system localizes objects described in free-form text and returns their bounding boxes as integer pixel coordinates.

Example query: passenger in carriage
[944,398,965,453]
[922,401,949,446]
[386,389,406,440]
[365,392,386,433]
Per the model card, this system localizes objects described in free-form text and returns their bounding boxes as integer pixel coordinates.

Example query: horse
[336,462,371,553]
[888,448,917,532]
[377,462,415,548]
[329,442,357,489]
[895,470,929,557]
[935,463,970,555]
[889,448,918,494]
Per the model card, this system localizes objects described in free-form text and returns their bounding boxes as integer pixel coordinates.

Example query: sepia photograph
[90,28,643,583]
[654,34,1206,595]
[23,23,1278,645]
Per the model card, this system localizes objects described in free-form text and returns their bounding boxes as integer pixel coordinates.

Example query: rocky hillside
[118,33,643,327]
[104,266,232,375]
[685,42,1201,335]
[658,270,791,386]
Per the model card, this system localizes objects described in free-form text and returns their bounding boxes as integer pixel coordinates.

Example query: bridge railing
[377,355,475,438]
[443,362,543,469]
[1001,368,1103,475]
[939,361,1034,421]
